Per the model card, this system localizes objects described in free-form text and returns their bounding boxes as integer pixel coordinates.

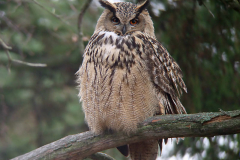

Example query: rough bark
[12,110,240,160]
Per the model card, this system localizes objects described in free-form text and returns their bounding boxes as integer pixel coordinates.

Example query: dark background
[0,0,239,159]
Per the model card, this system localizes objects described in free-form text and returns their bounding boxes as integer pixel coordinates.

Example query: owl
[76,0,187,159]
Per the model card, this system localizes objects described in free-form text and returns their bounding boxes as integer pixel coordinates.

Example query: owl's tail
[129,140,158,160]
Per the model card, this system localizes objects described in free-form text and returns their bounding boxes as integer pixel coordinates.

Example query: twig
[11,59,47,67]
[77,0,93,55]
[1,38,13,72]
[0,38,12,50]
[5,50,12,73]
[202,2,215,18]
[77,0,93,33]
[31,0,70,26]
[0,37,47,69]
[197,0,215,18]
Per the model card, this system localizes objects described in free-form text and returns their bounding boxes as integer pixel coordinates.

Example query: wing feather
[136,33,187,114]
[147,37,187,95]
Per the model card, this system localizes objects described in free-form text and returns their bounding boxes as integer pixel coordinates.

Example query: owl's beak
[122,25,127,35]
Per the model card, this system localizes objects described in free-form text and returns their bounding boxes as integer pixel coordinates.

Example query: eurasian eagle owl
[77,0,187,159]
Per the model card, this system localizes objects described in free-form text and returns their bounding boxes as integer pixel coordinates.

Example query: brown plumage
[76,0,187,159]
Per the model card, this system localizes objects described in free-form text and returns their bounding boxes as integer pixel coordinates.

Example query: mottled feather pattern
[77,1,187,159]
[77,31,161,134]
[115,2,137,18]
[134,33,187,114]
[77,30,186,133]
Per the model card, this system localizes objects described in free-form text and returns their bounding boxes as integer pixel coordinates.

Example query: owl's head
[95,0,155,37]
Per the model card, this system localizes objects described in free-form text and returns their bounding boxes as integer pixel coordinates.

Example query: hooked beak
[122,25,127,35]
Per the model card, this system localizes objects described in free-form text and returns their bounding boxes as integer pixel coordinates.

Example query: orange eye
[111,16,120,25]
[130,18,139,25]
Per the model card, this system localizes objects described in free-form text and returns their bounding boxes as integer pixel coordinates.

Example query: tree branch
[77,0,93,34]
[0,37,47,72]
[87,152,115,160]
[77,0,93,55]
[11,110,240,160]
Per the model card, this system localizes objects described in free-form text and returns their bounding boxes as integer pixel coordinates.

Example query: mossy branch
[11,110,240,160]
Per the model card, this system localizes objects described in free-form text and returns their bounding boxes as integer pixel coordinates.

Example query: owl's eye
[111,16,120,25]
[130,18,139,26]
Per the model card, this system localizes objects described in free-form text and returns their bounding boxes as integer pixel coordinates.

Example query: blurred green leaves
[0,0,239,159]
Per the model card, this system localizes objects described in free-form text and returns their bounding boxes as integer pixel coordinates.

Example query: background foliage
[0,0,239,159]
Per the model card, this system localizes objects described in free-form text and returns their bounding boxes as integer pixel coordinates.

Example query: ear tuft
[136,0,150,14]
[99,0,117,15]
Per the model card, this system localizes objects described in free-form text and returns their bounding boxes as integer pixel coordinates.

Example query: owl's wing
[135,34,187,155]
[138,34,187,115]
[148,36,187,95]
